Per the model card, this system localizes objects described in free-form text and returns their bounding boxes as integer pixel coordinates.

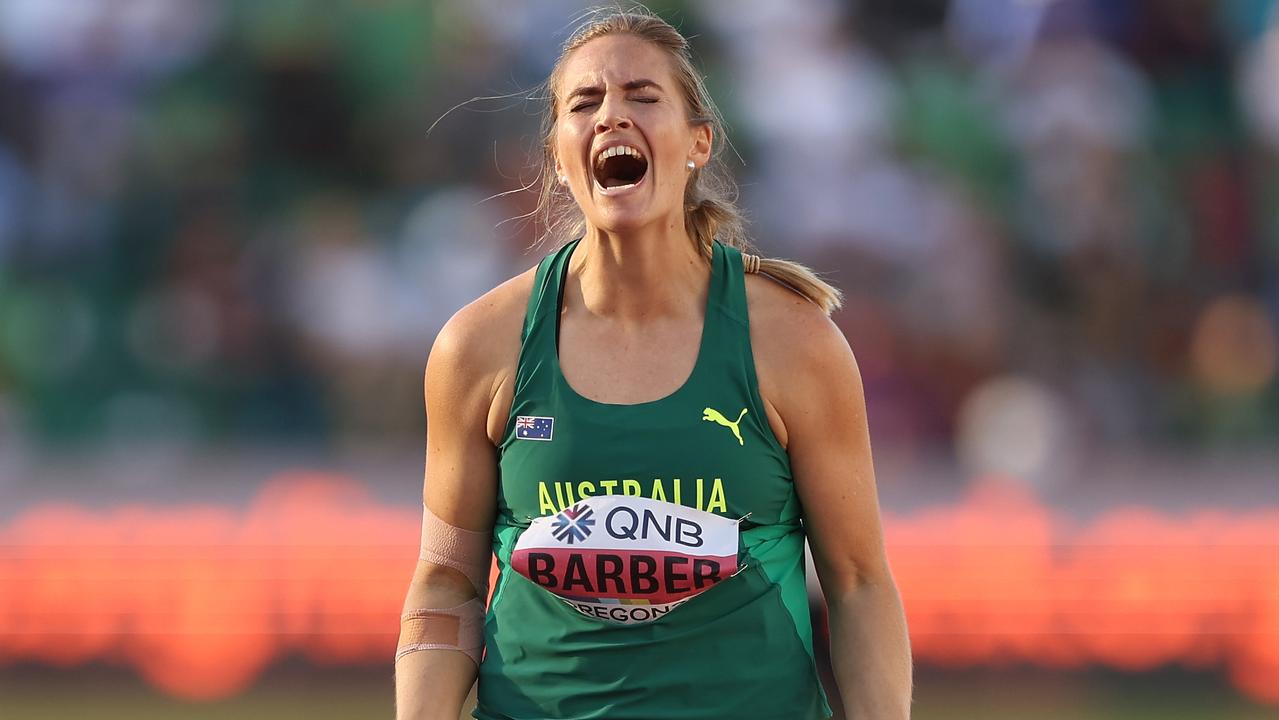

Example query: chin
[587,206,663,235]
[583,186,679,236]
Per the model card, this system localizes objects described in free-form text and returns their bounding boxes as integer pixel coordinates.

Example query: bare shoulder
[426,264,539,442]
[744,273,860,434]
[745,271,848,345]
[746,273,853,370]
[431,266,535,374]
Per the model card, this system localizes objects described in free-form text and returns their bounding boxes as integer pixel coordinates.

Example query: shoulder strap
[709,240,749,330]
[520,239,579,345]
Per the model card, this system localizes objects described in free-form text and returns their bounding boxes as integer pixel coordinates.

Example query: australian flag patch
[515,415,554,441]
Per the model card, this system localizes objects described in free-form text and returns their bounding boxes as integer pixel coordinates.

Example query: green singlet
[475,239,832,720]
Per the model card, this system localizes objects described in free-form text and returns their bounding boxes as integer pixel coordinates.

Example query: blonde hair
[533,4,843,315]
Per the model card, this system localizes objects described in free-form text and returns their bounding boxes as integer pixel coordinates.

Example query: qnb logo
[551,503,595,544]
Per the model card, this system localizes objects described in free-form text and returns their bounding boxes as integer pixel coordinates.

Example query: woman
[395,7,911,719]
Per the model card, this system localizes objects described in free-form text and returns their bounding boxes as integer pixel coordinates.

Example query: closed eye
[570,96,658,113]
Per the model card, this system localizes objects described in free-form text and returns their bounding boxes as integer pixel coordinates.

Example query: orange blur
[1,472,1276,705]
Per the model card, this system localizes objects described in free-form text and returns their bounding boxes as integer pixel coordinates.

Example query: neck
[567,223,710,323]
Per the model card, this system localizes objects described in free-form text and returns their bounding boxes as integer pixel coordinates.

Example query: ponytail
[684,195,740,258]
[750,257,844,315]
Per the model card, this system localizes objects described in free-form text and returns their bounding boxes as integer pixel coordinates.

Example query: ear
[688,122,712,169]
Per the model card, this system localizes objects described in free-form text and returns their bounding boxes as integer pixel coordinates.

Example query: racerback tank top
[475,239,832,720]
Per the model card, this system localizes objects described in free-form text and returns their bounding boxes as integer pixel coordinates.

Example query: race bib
[511,495,741,624]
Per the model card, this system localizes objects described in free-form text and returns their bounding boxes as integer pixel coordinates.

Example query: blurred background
[2,0,1278,718]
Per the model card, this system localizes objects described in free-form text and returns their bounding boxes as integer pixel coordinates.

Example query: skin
[396,33,911,720]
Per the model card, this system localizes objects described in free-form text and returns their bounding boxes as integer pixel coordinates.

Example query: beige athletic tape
[419,503,491,595]
[395,597,485,666]
[402,610,460,645]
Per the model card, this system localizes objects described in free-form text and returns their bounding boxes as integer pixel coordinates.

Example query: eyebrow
[565,79,663,103]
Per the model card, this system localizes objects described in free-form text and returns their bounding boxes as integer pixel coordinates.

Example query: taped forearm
[396,597,486,666]
[396,503,493,666]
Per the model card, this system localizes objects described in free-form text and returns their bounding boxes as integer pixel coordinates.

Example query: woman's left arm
[770,307,912,719]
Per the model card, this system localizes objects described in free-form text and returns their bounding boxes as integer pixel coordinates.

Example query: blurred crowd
[0,0,1277,474]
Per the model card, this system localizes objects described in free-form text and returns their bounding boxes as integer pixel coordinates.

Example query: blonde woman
[396,7,911,719]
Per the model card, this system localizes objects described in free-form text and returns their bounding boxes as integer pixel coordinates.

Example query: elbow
[405,561,484,609]
[820,557,898,610]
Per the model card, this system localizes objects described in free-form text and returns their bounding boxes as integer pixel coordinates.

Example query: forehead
[557,34,676,93]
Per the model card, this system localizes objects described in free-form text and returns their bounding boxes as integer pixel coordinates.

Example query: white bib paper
[512,495,741,624]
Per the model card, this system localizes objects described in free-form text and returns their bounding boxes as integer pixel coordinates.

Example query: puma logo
[702,407,748,446]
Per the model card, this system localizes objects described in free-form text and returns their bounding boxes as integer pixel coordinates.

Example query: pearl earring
[558,175,568,186]
[687,161,696,170]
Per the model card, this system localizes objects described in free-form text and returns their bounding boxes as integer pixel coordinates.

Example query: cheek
[648,122,692,180]
[657,145,690,188]
[554,122,585,167]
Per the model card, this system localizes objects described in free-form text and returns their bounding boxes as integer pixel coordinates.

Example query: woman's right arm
[395,308,502,720]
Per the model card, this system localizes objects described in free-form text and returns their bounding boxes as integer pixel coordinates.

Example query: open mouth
[592,144,648,191]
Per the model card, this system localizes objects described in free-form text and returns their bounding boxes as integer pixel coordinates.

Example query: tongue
[598,155,647,188]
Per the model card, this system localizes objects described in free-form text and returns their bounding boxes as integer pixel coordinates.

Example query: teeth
[594,145,644,167]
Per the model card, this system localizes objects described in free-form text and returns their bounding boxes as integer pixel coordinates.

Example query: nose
[594,95,632,134]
